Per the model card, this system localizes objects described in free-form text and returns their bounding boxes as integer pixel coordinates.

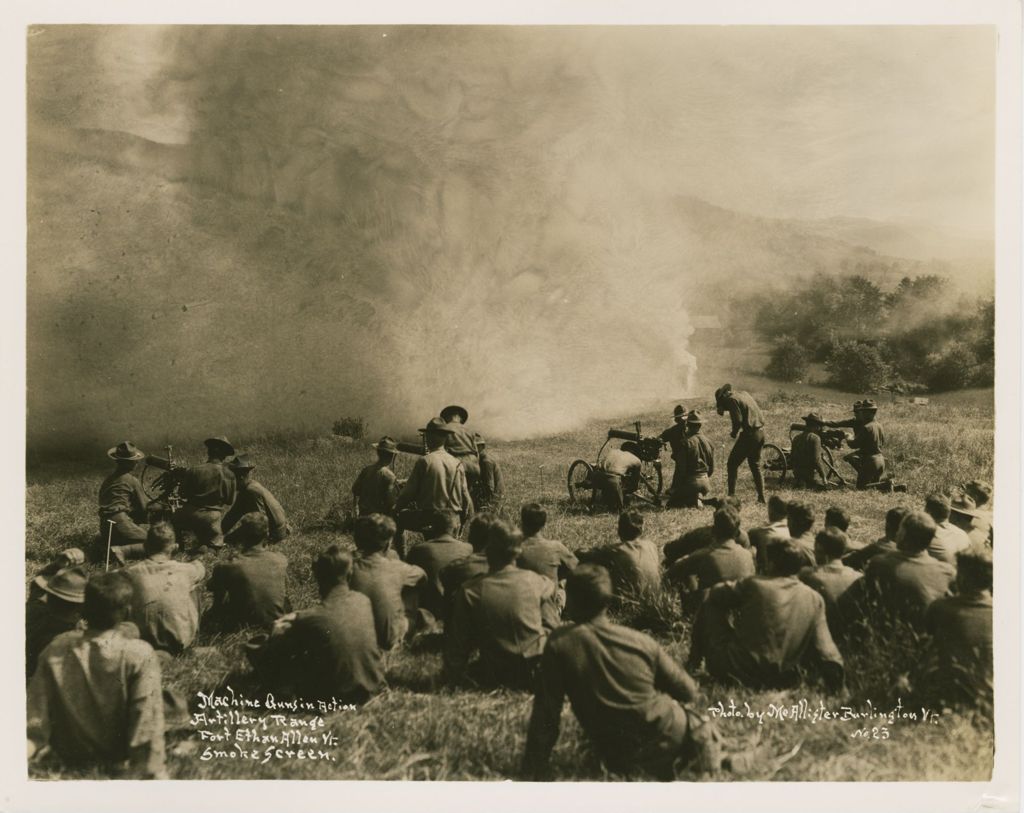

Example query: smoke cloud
[28,26,703,451]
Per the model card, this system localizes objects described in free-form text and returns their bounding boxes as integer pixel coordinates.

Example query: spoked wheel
[822,447,848,488]
[761,443,787,484]
[632,460,664,507]
[567,459,595,505]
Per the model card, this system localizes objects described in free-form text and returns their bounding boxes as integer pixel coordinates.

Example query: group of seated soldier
[26,461,994,780]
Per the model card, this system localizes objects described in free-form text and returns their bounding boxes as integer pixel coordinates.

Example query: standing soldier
[98,441,150,564]
[715,384,767,504]
[669,409,715,508]
[440,405,481,491]
[351,437,400,518]
[394,418,474,557]
[474,434,505,509]
[659,405,688,506]
[824,400,885,490]
[222,454,292,543]
[173,436,237,551]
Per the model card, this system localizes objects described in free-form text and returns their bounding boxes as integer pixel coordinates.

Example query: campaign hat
[204,436,236,457]
[685,409,704,425]
[107,441,145,461]
[34,566,87,604]
[228,453,255,472]
[373,436,399,454]
[440,405,469,424]
[421,417,455,434]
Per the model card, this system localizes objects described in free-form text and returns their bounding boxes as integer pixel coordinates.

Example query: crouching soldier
[222,454,292,544]
[173,436,237,551]
[98,441,150,564]
[824,400,886,490]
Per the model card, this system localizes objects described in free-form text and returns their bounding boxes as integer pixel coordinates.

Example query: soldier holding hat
[98,441,150,562]
[394,418,474,557]
[790,413,828,490]
[668,410,715,508]
[352,436,400,518]
[173,436,238,551]
[714,384,767,504]
[222,453,292,544]
[824,400,886,490]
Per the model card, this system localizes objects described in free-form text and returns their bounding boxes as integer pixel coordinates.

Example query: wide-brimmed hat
[373,436,399,454]
[950,493,982,519]
[228,453,255,472]
[853,399,878,413]
[440,405,469,423]
[803,412,824,425]
[962,479,992,507]
[34,566,87,604]
[673,404,686,418]
[685,409,704,425]
[421,417,455,434]
[204,436,235,457]
[715,384,733,401]
[107,441,145,461]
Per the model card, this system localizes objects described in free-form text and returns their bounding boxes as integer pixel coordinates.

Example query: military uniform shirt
[222,480,291,541]
[518,536,579,584]
[125,555,206,653]
[350,552,426,650]
[862,550,955,625]
[668,539,755,592]
[98,472,148,520]
[397,449,473,515]
[724,391,764,434]
[525,617,699,777]
[658,423,687,462]
[679,433,715,478]
[443,424,479,458]
[605,538,662,594]
[928,521,972,565]
[406,535,474,619]
[180,461,236,510]
[351,462,398,516]
[208,547,290,629]
[27,626,167,778]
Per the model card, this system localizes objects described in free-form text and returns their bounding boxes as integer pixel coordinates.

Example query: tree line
[749,274,994,393]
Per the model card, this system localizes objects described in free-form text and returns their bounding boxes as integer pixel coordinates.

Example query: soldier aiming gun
[823,400,887,490]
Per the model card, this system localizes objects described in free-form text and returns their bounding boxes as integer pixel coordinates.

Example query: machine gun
[140,446,186,519]
[789,424,850,451]
[606,421,665,463]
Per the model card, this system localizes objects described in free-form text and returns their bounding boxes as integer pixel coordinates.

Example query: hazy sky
[48,25,996,234]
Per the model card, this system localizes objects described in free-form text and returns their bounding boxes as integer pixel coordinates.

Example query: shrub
[824,340,891,392]
[332,417,366,439]
[924,342,979,392]
[765,336,810,382]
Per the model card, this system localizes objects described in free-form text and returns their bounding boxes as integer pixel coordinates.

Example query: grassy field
[25,377,995,781]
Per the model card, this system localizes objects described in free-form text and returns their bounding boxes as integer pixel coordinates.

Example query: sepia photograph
[9,1,1022,809]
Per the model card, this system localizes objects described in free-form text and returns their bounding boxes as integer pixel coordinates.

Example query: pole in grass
[104,519,115,571]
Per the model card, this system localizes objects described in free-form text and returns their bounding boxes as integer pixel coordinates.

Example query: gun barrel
[607,428,641,442]
[396,442,425,456]
[145,454,173,470]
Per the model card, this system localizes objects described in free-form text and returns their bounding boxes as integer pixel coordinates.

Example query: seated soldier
[948,492,991,549]
[222,454,292,543]
[350,514,427,651]
[351,437,400,517]
[98,441,150,564]
[591,441,643,513]
[790,413,828,490]
[580,510,662,596]
[913,547,993,710]
[26,565,87,679]
[28,572,168,779]
[444,521,559,689]
[845,510,955,630]
[440,404,481,493]
[205,513,290,631]
[843,506,908,571]
[524,564,767,781]
[924,492,971,565]
[666,507,755,612]
[799,527,862,632]
[405,510,473,621]
[748,496,791,572]
[824,506,851,535]
[247,545,385,704]
[439,513,499,622]
[688,540,845,693]
[517,503,578,610]
[785,501,817,568]
[475,434,505,509]
[664,496,752,566]
[962,480,993,546]
[124,523,206,655]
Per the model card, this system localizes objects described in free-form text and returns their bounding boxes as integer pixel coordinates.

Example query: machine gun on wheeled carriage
[139,447,187,520]
[566,421,666,507]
